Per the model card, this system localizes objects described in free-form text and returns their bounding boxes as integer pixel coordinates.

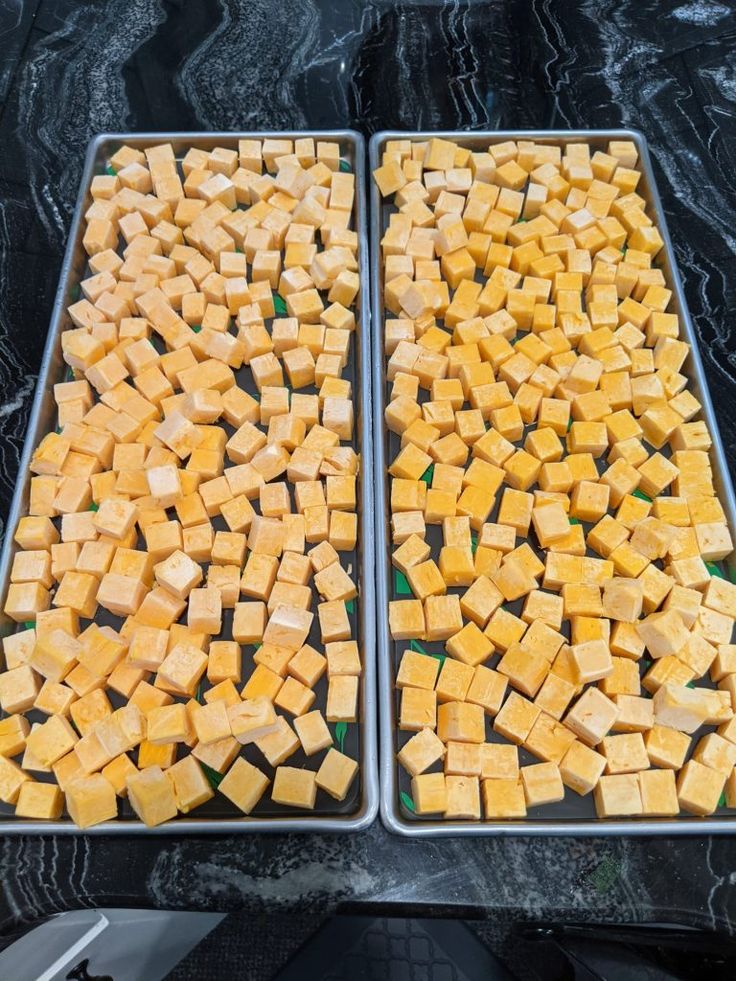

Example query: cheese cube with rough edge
[644,724,690,769]
[479,743,518,780]
[524,712,576,764]
[600,732,649,774]
[101,754,138,798]
[0,755,31,804]
[521,761,564,807]
[636,610,690,660]
[165,755,213,813]
[157,644,208,695]
[398,727,446,777]
[272,766,317,809]
[411,772,447,815]
[466,665,507,716]
[570,640,613,683]
[218,757,269,814]
[294,710,333,757]
[652,684,709,734]
[564,688,618,746]
[559,741,606,796]
[191,701,230,746]
[228,698,279,745]
[493,692,540,744]
[316,748,359,801]
[497,646,548,697]
[437,701,485,744]
[692,732,736,775]
[444,741,482,779]
[15,781,64,820]
[676,759,726,816]
[396,651,440,691]
[444,775,481,820]
[25,714,78,767]
[126,765,178,827]
[594,773,643,817]
[482,777,526,819]
[0,715,31,758]
[602,578,643,623]
[65,774,118,828]
[326,675,358,723]
[263,606,313,651]
[255,716,300,767]
[638,768,679,816]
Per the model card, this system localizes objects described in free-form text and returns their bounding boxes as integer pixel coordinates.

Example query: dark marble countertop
[2,0,736,937]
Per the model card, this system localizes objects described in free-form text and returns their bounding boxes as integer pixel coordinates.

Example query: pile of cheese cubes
[0,138,361,827]
[374,136,736,821]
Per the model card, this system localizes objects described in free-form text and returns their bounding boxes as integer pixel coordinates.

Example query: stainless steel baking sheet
[0,130,377,834]
[370,129,736,836]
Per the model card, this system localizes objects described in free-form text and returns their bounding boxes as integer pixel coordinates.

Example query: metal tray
[370,129,736,836]
[0,130,377,834]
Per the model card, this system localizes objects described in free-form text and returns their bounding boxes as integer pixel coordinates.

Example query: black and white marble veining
[2,0,736,935]
[0,824,733,938]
